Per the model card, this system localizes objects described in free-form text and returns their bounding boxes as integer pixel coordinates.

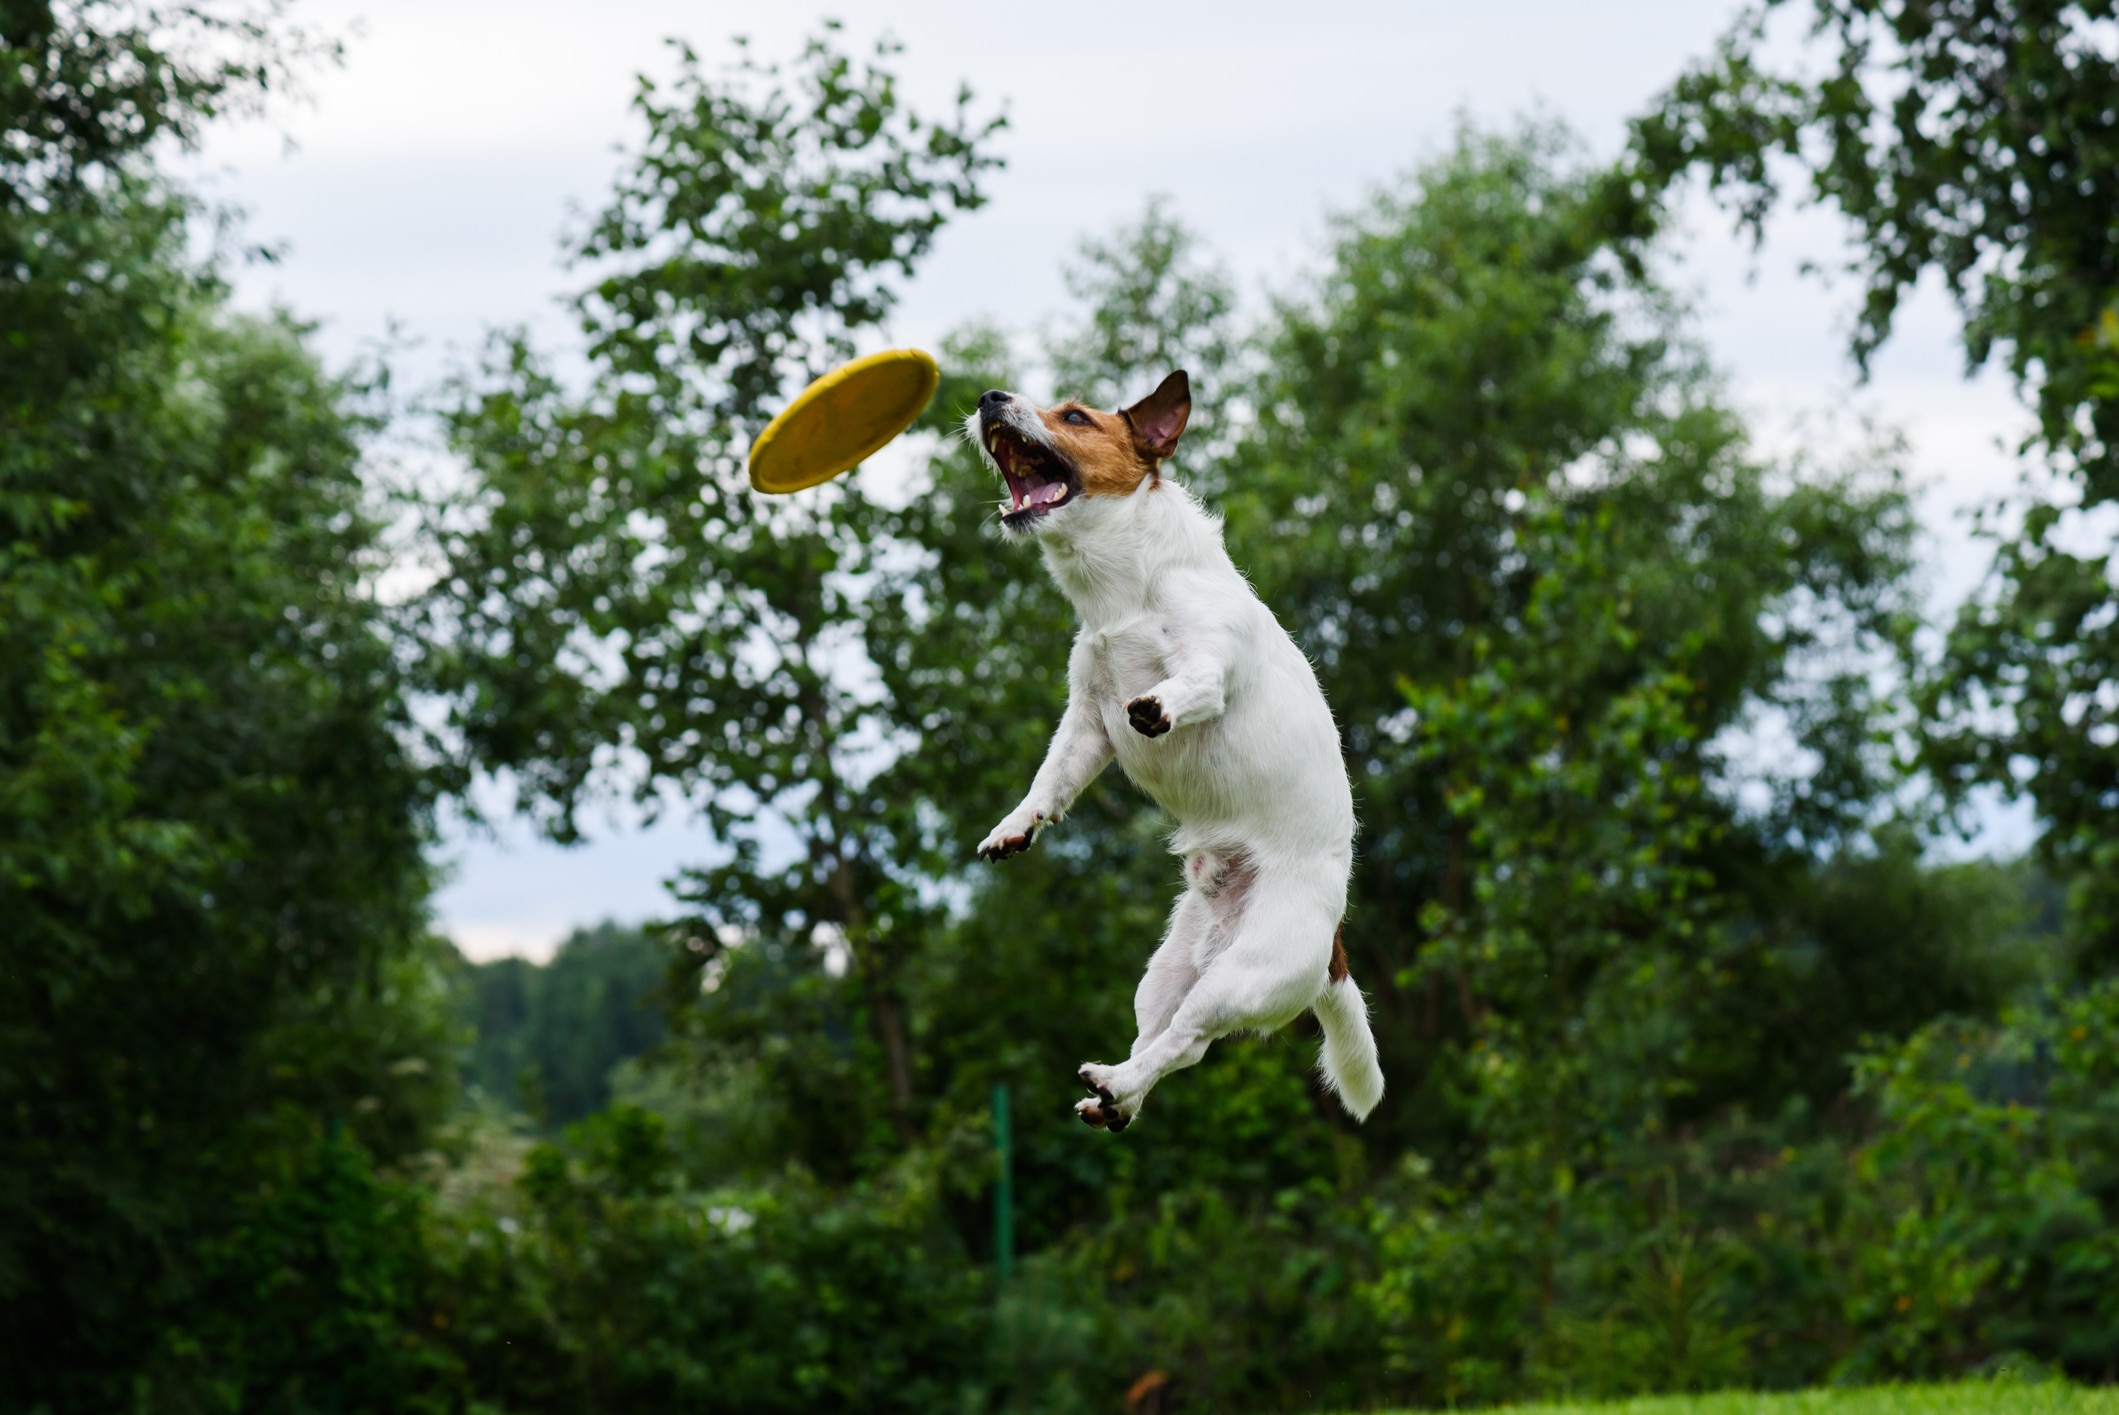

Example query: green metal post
[992,1082,1014,1284]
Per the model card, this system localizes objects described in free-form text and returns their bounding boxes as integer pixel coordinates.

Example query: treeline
[6,3,2119,1412]
[456,924,666,1128]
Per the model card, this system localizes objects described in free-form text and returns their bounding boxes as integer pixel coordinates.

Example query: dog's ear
[1123,370,1191,462]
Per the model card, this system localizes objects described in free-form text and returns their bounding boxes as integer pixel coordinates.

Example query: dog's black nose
[978,389,1011,412]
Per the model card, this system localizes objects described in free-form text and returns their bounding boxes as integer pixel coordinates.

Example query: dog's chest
[1076,615,1171,702]
[1075,614,1218,806]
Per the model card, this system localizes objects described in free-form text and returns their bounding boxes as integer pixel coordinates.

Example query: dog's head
[965,370,1191,534]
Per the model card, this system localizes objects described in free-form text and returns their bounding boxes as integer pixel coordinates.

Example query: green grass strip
[1408,1383,2119,1415]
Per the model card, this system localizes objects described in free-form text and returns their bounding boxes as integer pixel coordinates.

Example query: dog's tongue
[1023,480,1067,508]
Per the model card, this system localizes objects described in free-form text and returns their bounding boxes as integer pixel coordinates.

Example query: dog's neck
[1036,479,1228,628]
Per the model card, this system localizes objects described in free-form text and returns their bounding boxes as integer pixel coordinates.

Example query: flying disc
[748,347,940,494]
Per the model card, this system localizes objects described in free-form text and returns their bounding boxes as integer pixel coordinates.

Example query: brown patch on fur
[1035,403,1157,498]
[1328,924,1350,983]
[1189,848,1256,900]
[1031,370,1192,499]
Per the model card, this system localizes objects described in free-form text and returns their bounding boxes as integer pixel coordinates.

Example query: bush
[430,1106,994,1414]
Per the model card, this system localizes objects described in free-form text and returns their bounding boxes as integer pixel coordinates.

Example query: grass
[1418,1385,2119,1415]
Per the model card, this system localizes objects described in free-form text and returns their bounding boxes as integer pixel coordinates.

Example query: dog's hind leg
[1079,864,1339,1129]
[1077,889,1208,1132]
[1133,888,1210,1052]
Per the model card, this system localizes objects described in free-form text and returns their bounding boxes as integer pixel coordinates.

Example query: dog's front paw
[977,809,1043,862]
[1125,695,1172,738]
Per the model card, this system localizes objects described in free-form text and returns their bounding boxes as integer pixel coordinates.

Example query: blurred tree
[1045,194,1239,419]
[1822,979,2119,1382]
[1366,497,1832,1404]
[1630,0,2119,489]
[0,3,458,1406]
[1,5,2065,1405]
[430,1106,993,1414]
[1628,0,2119,969]
[0,0,329,191]
[1216,123,1921,1176]
[457,923,668,1126]
[418,29,1004,1171]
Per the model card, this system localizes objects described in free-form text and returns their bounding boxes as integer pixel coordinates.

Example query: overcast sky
[186,1,2038,960]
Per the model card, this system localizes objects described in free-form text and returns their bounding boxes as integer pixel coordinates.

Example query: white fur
[972,400,1384,1126]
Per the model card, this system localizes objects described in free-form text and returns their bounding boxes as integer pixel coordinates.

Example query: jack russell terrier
[969,370,1383,1131]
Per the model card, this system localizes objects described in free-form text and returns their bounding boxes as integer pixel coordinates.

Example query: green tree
[1822,980,2119,1381]
[1628,0,2119,967]
[458,922,669,1126]
[1045,193,1239,416]
[1213,125,2031,1406]
[417,32,1004,1173]
[0,0,330,191]
[1217,124,1918,1168]
[430,1106,992,1414]
[0,4,456,1406]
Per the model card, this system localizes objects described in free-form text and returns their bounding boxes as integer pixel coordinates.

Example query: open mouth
[984,422,1078,525]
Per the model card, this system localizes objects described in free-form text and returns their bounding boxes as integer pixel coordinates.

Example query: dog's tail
[1314,926,1384,1121]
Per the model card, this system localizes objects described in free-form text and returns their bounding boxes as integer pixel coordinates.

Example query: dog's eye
[1062,409,1089,426]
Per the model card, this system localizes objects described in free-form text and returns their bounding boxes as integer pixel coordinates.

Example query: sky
[185,0,2040,961]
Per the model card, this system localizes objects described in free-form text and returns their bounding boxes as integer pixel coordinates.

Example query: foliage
[1466,1383,2119,1415]
[1927,507,2119,969]
[0,0,330,199]
[412,27,1003,832]
[456,922,667,1127]
[415,31,1005,1170]
[0,5,454,1407]
[427,1106,992,1415]
[144,1119,460,1413]
[14,6,2119,1411]
[1627,0,2119,969]
[1364,502,1731,1406]
[1629,0,2119,492]
[1044,193,1239,417]
[0,226,453,1410]
[1832,981,2119,1381]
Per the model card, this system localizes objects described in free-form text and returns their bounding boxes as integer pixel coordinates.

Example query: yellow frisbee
[747,347,940,494]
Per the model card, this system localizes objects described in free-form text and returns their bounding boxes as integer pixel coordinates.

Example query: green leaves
[0,16,453,1402]
[436,1107,994,1414]
[578,30,1003,423]
[414,27,1010,1166]
[1926,511,2119,967]
[1632,0,2119,494]
[0,1,331,201]
[0,198,449,1414]
[419,30,1005,842]
[1834,983,2119,1379]
[1046,195,1238,416]
[1631,3,2119,979]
